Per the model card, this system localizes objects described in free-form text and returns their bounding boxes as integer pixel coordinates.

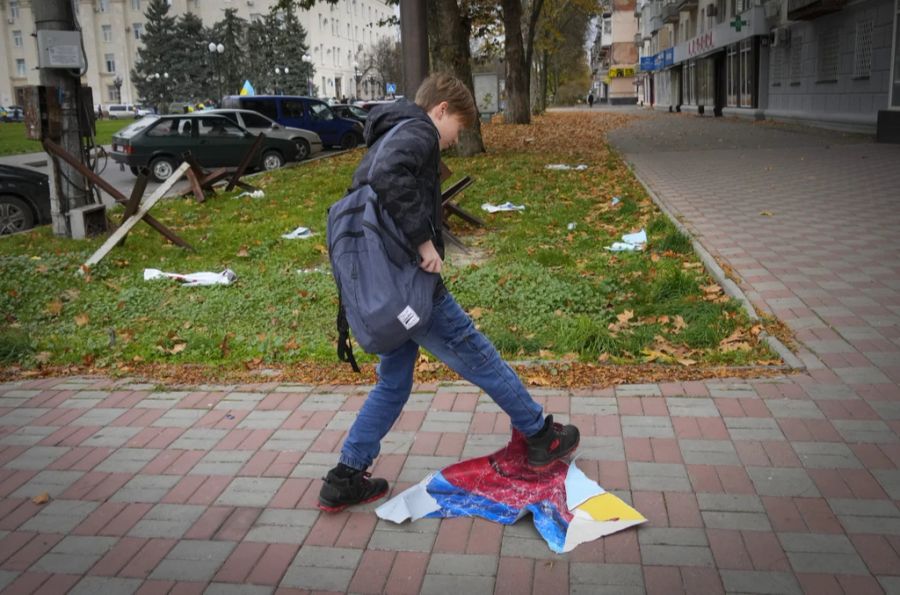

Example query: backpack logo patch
[397,306,420,330]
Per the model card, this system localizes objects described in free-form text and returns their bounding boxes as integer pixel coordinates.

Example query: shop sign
[609,67,636,78]
[640,56,656,72]
[656,48,674,70]
[688,31,715,58]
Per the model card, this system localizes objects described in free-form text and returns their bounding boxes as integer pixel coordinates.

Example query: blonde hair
[414,73,478,128]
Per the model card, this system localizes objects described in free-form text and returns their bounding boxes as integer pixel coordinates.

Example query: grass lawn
[0,111,779,382]
[0,119,130,156]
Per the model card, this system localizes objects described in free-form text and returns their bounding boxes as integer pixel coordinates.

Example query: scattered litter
[143,268,237,286]
[235,190,265,199]
[759,211,774,217]
[32,492,51,505]
[545,164,588,171]
[481,202,525,213]
[567,222,576,231]
[605,229,647,252]
[611,196,621,206]
[281,226,314,240]
[376,431,645,553]
[224,413,235,420]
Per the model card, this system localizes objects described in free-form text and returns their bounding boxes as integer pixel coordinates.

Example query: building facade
[592,0,641,104]
[0,0,397,108]
[634,0,900,136]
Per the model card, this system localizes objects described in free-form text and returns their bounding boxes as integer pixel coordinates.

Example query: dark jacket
[350,99,444,258]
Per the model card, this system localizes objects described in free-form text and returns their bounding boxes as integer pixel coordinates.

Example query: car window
[242,112,274,128]
[119,116,160,138]
[198,117,245,138]
[309,102,334,121]
[144,118,180,137]
[282,100,305,119]
[349,105,368,118]
[217,112,240,126]
[242,98,278,120]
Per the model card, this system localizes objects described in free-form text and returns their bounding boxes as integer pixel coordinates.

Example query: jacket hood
[363,99,436,147]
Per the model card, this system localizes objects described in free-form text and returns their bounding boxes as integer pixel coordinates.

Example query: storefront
[877,0,900,141]
[673,7,768,116]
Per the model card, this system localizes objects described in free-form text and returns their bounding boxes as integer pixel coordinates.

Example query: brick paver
[1,109,899,592]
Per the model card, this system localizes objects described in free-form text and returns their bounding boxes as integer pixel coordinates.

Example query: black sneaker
[318,466,389,513]
[525,415,580,467]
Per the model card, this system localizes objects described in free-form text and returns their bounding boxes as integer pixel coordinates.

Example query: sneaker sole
[317,488,388,513]
[527,437,580,468]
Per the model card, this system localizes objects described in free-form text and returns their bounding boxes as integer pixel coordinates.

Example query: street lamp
[273,66,290,95]
[208,41,224,103]
[302,54,313,96]
[149,71,168,112]
[353,62,361,101]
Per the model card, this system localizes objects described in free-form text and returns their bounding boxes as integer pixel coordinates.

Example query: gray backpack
[327,120,439,370]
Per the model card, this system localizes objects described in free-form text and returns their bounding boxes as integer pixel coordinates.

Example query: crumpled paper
[282,226,314,240]
[482,202,526,213]
[376,430,645,553]
[143,268,237,286]
[235,190,265,199]
[545,164,588,171]
[606,228,647,252]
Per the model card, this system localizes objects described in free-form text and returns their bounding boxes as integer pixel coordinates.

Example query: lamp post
[208,41,224,102]
[353,62,361,101]
[113,75,123,103]
[302,54,313,96]
[149,71,168,113]
[274,66,290,95]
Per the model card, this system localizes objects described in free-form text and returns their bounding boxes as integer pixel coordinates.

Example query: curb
[621,158,806,371]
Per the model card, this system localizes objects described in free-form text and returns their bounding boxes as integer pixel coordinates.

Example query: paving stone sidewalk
[0,111,898,594]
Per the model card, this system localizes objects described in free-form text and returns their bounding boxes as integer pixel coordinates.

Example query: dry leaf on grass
[74,313,89,327]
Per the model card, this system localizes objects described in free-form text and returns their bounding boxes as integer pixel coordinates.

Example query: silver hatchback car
[205,108,323,161]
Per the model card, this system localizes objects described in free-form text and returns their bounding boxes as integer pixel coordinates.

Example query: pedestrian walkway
[0,111,897,594]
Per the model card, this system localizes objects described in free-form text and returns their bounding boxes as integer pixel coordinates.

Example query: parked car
[221,95,363,150]
[134,106,154,117]
[0,164,51,235]
[357,99,397,112]
[109,114,301,183]
[205,108,323,160]
[2,106,24,122]
[105,104,138,119]
[330,104,369,124]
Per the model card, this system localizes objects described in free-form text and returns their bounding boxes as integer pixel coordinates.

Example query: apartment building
[593,0,641,104]
[634,0,900,137]
[0,0,397,108]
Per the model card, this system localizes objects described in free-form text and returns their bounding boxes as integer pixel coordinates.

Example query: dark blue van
[222,95,363,150]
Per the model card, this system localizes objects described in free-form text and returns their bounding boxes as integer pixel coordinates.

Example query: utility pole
[32,0,88,237]
[399,0,428,97]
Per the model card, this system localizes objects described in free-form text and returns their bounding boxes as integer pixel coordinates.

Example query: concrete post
[399,0,428,97]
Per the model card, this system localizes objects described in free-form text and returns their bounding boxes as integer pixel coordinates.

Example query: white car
[205,108,324,160]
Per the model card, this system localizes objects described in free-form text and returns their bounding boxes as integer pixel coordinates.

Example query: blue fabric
[339,292,545,470]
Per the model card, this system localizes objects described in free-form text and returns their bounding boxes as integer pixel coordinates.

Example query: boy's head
[415,73,477,150]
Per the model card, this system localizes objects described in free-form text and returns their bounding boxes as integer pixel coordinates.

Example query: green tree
[270,3,312,95]
[210,9,249,98]
[131,0,178,111]
[171,12,208,102]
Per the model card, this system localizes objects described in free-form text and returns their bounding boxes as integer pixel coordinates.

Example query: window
[15,58,26,77]
[322,76,327,94]
[739,37,754,107]
[98,0,109,12]
[108,84,121,102]
[102,25,113,42]
[242,112,274,128]
[146,118,180,137]
[726,43,738,106]
[12,30,22,48]
[242,98,278,120]
[105,53,116,73]
[198,117,245,138]
[771,45,784,87]
[133,23,143,40]
[853,20,874,79]
[309,102,334,120]
[131,0,141,10]
[282,100,305,118]
[816,28,839,82]
[9,0,19,20]
[790,35,803,83]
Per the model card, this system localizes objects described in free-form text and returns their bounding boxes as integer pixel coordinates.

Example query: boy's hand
[417,240,443,274]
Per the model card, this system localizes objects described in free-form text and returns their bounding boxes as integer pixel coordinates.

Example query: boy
[318,73,580,512]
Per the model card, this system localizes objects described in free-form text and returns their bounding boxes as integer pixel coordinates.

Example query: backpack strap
[365,118,413,181]
[336,296,360,373]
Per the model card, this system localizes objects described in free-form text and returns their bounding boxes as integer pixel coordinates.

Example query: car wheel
[293,138,311,160]
[261,150,284,171]
[340,132,359,151]
[0,195,35,235]
[149,156,177,183]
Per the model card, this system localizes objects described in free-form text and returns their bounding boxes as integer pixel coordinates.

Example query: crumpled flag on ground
[143,268,237,287]
[376,431,646,553]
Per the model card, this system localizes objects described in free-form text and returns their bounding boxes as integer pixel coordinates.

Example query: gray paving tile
[369,518,439,552]
[747,467,820,497]
[32,536,117,574]
[765,400,824,419]
[6,446,70,470]
[679,439,739,465]
[0,426,56,446]
[628,462,692,492]
[778,532,868,574]
[720,570,801,594]
[170,429,227,450]
[725,418,785,441]
[189,450,253,475]
[421,575,494,595]
[95,448,159,473]
[262,429,319,452]
[111,474,181,503]
[280,546,362,591]
[69,576,142,595]
[215,477,283,507]
[150,540,235,582]
[243,509,318,544]
[621,416,674,438]
[11,470,84,498]
[19,499,99,533]
[128,504,205,538]
[792,441,862,469]
[832,419,896,443]
[665,398,719,417]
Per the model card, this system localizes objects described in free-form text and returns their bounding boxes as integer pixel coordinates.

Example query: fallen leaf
[617,310,634,324]
[759,211,774,216]
[31,492,50,505]
[673,315,687,331]
[74,313,89,327]
[237,246,250,257]
[34,352,52,364]
[46,300,63,316]
[676,358,697,366]
[469,307,483,319]
[170,342,187,354]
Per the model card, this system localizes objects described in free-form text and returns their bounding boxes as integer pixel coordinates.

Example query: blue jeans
[339,292,546,470]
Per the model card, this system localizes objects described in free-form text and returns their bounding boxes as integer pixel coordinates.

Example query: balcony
[662,3,680,23]
[649,15,664,31]
[787,0,847,19]
[676,0,697,8]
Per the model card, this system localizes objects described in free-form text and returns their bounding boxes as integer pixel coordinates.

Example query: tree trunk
[500,0,529,124]
[540,50,549,113]
[430,0,484,156]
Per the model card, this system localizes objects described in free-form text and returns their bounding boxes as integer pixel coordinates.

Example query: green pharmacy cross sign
[730,15,748,31]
